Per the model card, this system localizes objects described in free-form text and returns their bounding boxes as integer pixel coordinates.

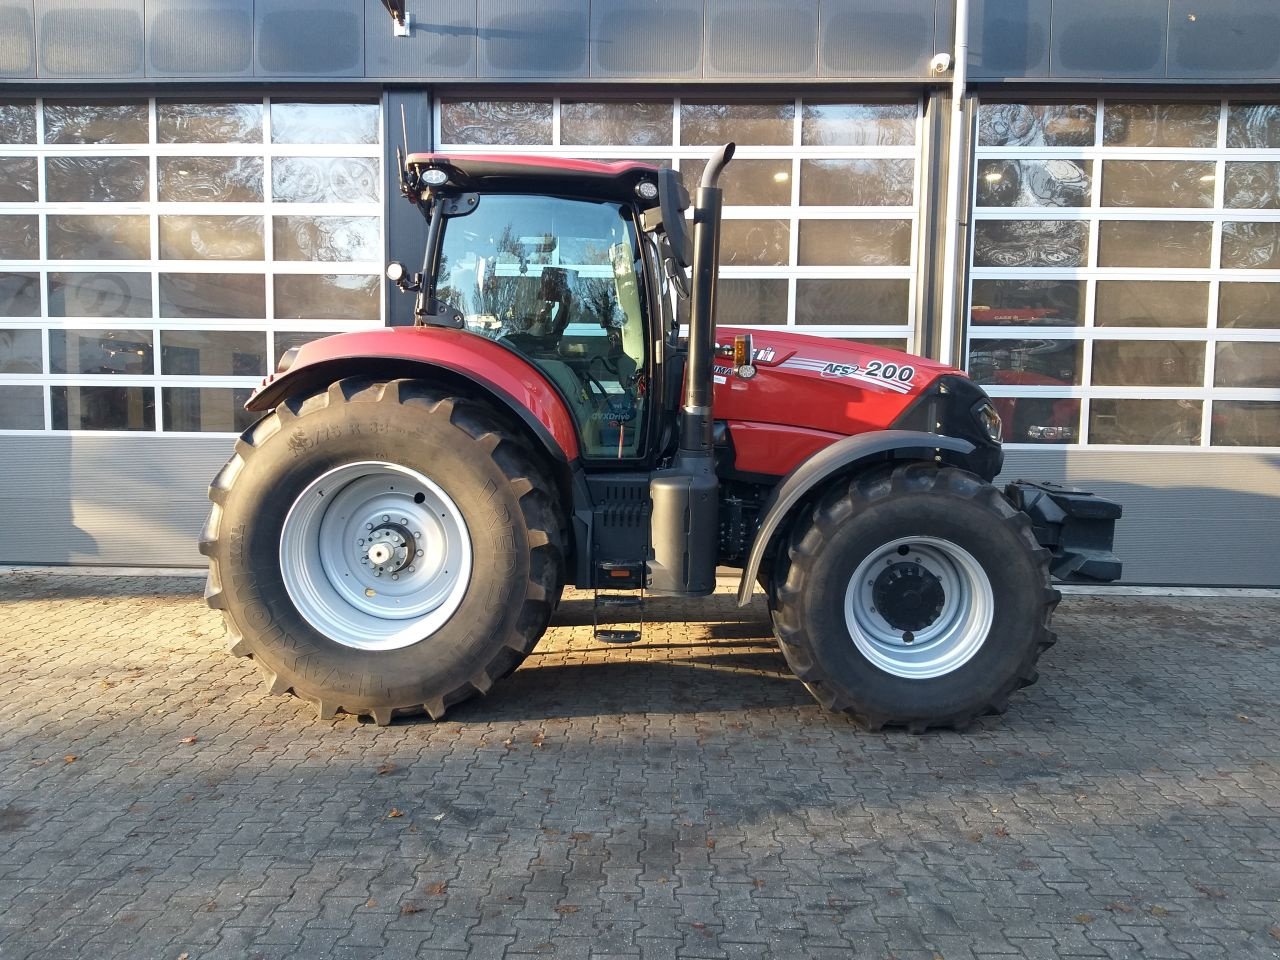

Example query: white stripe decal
[779,358,914,393]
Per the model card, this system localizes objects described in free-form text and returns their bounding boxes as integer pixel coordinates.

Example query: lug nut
[416,549,423,557]
[382,515,389,522]
[400,517,408,525]
[366,523,373,530]
[392,574,399,581]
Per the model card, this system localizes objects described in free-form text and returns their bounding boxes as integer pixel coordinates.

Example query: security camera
[930,53,953,74]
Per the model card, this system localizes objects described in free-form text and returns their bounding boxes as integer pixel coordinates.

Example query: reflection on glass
[801,159,914,206]
[681,158,792,205]
[273,331,329,366]
[847,338,910,353]
[1092,340,1204,387]
[977,102,1096,147]
[801,103,916,146]
[991,397,1080,444]
[1225,162,1280,209]
[1219,282,1280,328]
[561,101,671,145]
[50,329,153,375]
[1095,281,1208,327]
[969,338,1081,386]
[970,279,1085,326]
[159,215,264,260]
[1101,160,1215,207]
[1226,103,1280,149]
[796,279,909,325]
[973,220,1088,268]
[719,220,789,266]
[680,102,794,146]
[0,328,42,373]
[159,156,263,202]
[163,387,255,433]
[717,278,789,325]
[1098,221,1212,269]
[1215,341,1280,388]
[1090,399,1201,445]
[272,157,379,204]
[0,101,36,144]
[48,215,150,260]
[273,274,379,321]
[439,100,552,145]
[1222,221,1280,269]
[43,101,149,144]
[0,273,39,317]
[0,216,38,259]
[157,101,263,143]
[273,216,380,261]
[0,385,43,429]
[0,158,36,202]
[975,159,1090,208]
[799,220,911,267]
[270,102,379,144]
[46,157,150,203]
[160,330,266,377]
[51,385,155,431]
[1103,102,1218,148]
[48,272,152,318]
[1211,400,1280,446]
[159,272,266,319]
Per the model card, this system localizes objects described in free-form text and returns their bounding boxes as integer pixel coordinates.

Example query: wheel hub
[363,522,416,574]
[871,559,945,633]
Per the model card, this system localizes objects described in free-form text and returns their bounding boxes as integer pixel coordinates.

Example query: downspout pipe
[937,0,970,368]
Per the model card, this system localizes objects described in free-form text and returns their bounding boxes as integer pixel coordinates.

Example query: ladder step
[596,596,643,608]
[596,629,642,645]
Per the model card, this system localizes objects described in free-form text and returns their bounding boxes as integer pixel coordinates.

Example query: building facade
[0,0,1277,584]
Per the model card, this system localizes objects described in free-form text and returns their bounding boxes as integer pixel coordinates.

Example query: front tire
[770,463,1058,731]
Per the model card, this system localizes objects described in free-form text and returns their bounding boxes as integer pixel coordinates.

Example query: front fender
[735,429,976,606]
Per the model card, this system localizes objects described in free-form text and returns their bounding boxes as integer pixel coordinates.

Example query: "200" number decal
[863,360,915,383]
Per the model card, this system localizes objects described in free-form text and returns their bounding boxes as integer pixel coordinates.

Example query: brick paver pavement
[0,572,1277,960]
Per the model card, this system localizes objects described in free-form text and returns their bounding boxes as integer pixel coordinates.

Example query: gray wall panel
[0,0,35,77]
[705,0,818,78]
[968,0,1049,79]
[37,0,144,78]
[590,0,702,79]
[146,0,253,77]
[1168,0,1280,79]
[364,0,476,79]
[819,0,934,78]
[255,0,363,76]
[477,0,589,79]
[1050,0,1167,79]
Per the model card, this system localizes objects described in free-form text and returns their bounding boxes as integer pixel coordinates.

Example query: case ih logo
[821,362,859,378]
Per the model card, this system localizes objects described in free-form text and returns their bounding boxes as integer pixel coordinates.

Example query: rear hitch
[1005,480,1123,583]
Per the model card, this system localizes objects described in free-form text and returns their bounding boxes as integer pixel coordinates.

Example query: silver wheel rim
[843,536,994,680]
[279,461,472,651]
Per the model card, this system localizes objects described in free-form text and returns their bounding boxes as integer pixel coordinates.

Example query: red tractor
[201,144,1121,729]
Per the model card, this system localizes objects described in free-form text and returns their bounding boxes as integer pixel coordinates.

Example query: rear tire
[770,463,1058,731]
[200,378,564,724]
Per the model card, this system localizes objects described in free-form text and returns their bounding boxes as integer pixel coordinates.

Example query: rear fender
[735,430,975,606]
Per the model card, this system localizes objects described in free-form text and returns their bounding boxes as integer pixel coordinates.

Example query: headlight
[974,400,1003,443]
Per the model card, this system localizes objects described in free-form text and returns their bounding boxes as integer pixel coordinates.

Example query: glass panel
[1226,104,1280,148]
[273,330,330,366]
[798,220,911,267]
[991,397,1081,444]
[681,158,792,205]
[848,338,910,352]
[1222,221,1280,269]
[969,338,1082,386]
[717,278,788,325]
[273,274,378,321]
[796,279,910,325]
[158,156,263,202]
[272,157,379,204]
[0,100,36,144]
[560,101,672,146]
[160,330,266,376]
[157,101,263,143]
[977,103,1096,147]
[1219,282,1280,328]
[270,102,378,144]
[1090,399,1201,445]
[49,329,153,375]
[47,215,150,260]
[0,273,39,317]
[0,328,42,372]
[48,272,152,318]
[801,103,916,146]
[1102,102,1219,148]
[1101,160,1215,207]
[1225,162,1280,209]
[1215,341,1280,388]
[159,273,265,320]
[0,385,43,429]
[970,279,1085,326]
[1095,281,1209,327]
[972,220,1089,268]
[43,101,149,144]
[51,385,155,431]
[801,159,915,206]
[721,219,790,266]
[1211,401,1280,446]
[0,216,38,259]
[680,102,794,146]
[1092,340,1205,387]
[45,156,150,203]
[273,215,380,262]
[159,215,264,261]
[975,159,1091,208]
[1098,221,1212,269]
[162,387,254,432]
[0,158,36,201]
[439,100,552,145]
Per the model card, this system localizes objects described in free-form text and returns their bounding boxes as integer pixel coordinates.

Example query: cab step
[596,629,642,644]
[593,561,646,646]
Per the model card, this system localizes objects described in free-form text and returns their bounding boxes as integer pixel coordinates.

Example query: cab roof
[405,152,663,206]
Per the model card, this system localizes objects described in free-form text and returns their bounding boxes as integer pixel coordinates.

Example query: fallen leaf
[994,826,1009,838]
[387,808,404,818]
[1194,884,1227,900]
[376,763,397,776]
[966,831,984,843]
[502,738,514,748]
[1074,913,1094,924]
[1268,926,1280,941]
[555,904,578,915]
[1106,901,1134,914]
[178,736,198,745]
[400,902,424,915]
[1017,859,1037,871]
[690,921,705,929]
[706,838,716,849]
[365,898,377,908]
[178,953,189,960]
[570,832,591,842]
[1237,714,1251,723]
[425,882,447,896]
[752,879,766,889]
[63,755,77,764]
[532,732,546,748]
[1150,905,1169,917]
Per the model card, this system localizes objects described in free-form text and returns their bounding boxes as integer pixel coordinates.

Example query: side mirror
[657,166,691,269]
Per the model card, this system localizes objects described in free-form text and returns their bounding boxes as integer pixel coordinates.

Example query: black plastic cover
[1006,480,1123,583]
